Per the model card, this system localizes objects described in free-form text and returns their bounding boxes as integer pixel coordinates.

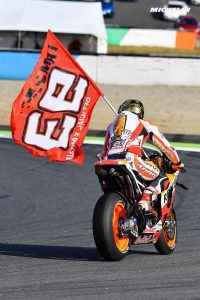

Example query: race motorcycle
[93,150,184,261]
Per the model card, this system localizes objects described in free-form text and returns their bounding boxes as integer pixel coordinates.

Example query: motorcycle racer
[101,99,183,223]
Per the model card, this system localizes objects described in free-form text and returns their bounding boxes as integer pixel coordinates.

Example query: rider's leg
[131,155,169,217]
[131,155,160,217]
[138,174,170,221]
[130,155,170,228]
[138,186,158,218]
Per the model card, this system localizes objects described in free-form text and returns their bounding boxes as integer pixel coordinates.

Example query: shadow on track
[128,249,158,256]
[0,243,100,261]
[0,243,159,261]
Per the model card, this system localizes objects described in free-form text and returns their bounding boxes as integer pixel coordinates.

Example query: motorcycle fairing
[160,172,178,220]
[94,159,179,246]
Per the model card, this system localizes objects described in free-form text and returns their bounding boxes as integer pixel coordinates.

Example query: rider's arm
[142,120,181,164]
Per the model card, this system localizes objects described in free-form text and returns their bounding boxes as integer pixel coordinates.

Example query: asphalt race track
[105,0,200,28]
[0,138,200,299]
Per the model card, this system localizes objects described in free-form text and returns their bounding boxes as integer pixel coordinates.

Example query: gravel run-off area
[1,80,200,135]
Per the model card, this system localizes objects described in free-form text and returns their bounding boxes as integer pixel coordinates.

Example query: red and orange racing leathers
[102,111,181,213]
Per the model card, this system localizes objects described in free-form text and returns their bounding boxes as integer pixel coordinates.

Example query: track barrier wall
[107,28,198,50]
[1,51,200,85]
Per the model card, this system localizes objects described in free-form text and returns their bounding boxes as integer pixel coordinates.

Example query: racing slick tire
[154,208,177,255]
[93,193,129,261]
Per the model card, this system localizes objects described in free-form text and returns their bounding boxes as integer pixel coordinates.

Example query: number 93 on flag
[11,30,103,164]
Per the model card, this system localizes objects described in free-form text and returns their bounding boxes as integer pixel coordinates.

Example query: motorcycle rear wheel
[154,208,177,255]
[93,193,129,261]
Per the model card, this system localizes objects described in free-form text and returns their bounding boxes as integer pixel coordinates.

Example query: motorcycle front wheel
[93,193,129,261]
[154,208,177,255]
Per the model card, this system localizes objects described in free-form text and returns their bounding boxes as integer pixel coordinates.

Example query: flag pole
[102,95,118,116]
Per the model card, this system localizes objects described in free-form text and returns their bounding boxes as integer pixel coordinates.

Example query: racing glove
[171,161,184,172]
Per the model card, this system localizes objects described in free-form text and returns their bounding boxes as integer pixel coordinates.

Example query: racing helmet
[118,99,144,119]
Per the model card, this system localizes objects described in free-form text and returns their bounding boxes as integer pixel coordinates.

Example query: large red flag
[11,31,103,164]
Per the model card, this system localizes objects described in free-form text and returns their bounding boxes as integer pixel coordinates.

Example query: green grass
[1,131,200,151]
